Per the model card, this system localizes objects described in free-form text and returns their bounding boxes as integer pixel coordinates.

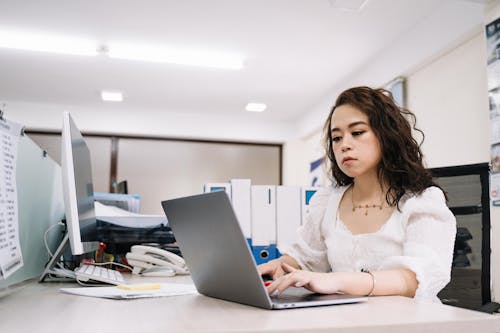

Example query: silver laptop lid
[162,191,273,309]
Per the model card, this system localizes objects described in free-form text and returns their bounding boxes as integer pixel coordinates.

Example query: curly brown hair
[323,86,439,207]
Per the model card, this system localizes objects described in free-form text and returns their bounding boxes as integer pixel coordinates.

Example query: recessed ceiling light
[328,0,369,11]
[0,29,97,56]
[101,90,123,102]
[245,103,267,112]
[107,43,244,70]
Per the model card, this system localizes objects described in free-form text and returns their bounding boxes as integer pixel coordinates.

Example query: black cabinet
[431,163,490,309]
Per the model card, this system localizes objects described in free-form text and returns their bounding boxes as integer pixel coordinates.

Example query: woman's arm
[337,268,418,297]
[267,262,418,297]
[377,187,456,301]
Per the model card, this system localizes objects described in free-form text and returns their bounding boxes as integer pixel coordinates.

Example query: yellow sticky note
[117,283,161,291]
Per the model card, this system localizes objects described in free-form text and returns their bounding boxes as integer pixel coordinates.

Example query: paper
[94,201,140,217]
[59,282,197,299]
[0,117,23,280]
[95,201,168,228]
[94,192,141,214]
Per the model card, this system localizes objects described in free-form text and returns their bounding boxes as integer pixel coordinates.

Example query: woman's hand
[257,254,301,280]
[257,258,287,280]
[266,262,344,296]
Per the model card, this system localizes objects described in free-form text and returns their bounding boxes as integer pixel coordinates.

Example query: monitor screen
[61,111,99,255]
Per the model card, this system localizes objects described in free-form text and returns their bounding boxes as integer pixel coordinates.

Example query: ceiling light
[107,43,244,70]
[245,103,267,112]
[101,90,123,102]
[0,30,97,56]
[328,0,369,11]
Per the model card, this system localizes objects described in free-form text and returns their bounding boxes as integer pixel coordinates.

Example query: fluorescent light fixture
[0,30,97,56]
[328,0,370,11]
[107,43,244,70]
[245,103,267,112]
[101,90,123,102]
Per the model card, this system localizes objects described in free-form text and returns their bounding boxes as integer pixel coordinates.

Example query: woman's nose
[341,145,351,152]
[340,138,352,152]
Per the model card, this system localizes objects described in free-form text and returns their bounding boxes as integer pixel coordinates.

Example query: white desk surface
[1,275,500,333]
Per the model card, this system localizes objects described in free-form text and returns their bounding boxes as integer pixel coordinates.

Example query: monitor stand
[39,233,76,282]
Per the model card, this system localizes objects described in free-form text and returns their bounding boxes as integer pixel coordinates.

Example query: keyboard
[75,264,125,285]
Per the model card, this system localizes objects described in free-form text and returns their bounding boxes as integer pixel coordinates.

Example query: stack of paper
[59,282,197,299]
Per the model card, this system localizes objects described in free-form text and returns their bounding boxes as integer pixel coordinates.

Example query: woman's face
[330,104,382,179]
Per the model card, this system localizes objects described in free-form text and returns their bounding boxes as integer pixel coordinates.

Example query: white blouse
[280,186,457,303]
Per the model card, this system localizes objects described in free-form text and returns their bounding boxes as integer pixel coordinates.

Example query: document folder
[230,179,252,242]
[251,185,277,264]
[276,186,301,248]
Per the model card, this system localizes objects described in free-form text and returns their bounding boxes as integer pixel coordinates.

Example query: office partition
[0,135,65,289]
[28,133,112,193]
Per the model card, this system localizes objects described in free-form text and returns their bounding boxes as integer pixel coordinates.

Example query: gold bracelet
[361,269,376,297]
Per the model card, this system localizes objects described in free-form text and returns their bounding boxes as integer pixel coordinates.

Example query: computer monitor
[61,111,100,255]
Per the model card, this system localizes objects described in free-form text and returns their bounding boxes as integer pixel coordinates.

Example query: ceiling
[0,0,488,142]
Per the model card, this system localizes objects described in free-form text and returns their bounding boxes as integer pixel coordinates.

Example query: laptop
[161,191,367,309]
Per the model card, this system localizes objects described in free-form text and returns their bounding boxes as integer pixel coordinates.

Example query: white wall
[283,131,322,186]
[407,33,489,168]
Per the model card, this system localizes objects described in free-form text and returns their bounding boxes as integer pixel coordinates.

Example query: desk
[1,276,499,333]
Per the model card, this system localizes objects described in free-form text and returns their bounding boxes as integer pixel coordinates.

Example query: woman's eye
[352,131,365,137]
[332,136,341,142]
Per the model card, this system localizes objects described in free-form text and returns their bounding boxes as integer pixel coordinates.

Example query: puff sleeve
[377,187,456,302]
[278,187,334,273]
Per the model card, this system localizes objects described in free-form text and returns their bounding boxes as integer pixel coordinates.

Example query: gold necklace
[351,187,384,216]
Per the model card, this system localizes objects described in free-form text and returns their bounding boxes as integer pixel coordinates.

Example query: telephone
[126,245,189,276]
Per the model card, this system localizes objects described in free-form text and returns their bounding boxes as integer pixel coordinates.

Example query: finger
[266,278,280,295]
[268,273,299,296]
[293,277,309,288]
[280,271,310,290]
[281,262,297,273]
[277,279,300,295]
[266,274,290,295]
[257,263,273,276]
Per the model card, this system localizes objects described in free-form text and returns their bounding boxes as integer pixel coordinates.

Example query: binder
[301,187,318,225]
[251,185,277,264]
[230,179,252,241]
[203,182,232,200]
[276,186,301,248]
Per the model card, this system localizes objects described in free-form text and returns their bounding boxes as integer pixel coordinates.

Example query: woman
[258,86,456,302]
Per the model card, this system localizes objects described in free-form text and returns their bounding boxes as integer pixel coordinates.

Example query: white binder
[276,186,301,248]
[250,185,276,246]
[230,179,252,239]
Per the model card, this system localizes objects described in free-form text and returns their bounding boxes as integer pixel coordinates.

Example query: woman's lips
[342,157,356,165]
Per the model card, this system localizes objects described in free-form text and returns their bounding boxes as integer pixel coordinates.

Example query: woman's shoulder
[402,186,446,205]
[399,186,454,222]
